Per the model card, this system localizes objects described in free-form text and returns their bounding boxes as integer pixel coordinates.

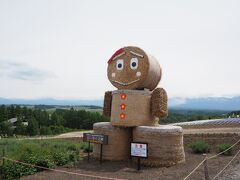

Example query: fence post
[203,154,209,180]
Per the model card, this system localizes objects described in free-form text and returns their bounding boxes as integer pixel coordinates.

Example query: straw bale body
[93,122,131,161]
[111,89,154,127]
[133,125,185,167]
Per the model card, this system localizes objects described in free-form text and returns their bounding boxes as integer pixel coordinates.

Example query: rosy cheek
[136,71,141,77]
[112,72,116,78]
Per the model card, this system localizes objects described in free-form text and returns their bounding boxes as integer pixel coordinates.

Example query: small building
[7,118,28,129]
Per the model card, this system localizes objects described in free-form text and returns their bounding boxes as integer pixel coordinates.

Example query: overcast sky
[0,0,240,100]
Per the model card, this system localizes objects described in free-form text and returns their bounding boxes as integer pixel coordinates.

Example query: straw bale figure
[103,46,168,126]
[93,46,185,166]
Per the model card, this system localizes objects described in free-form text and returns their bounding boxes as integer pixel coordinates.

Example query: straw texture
[151,88,168,119]
[107,46,161,91]
[103,91,112,117]
[93,122,131,161]
[110,90,154,127]
[133,125,185,167]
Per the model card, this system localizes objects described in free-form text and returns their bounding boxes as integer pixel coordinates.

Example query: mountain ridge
[0,96,239,111]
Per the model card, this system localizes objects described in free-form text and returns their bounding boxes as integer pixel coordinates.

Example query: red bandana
[107,48,124,64]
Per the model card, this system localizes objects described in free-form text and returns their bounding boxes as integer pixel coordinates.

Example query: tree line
[0,105,109,136]
[161,109,228,124]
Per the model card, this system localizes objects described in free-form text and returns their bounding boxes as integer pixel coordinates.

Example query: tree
[0,121,13,136]
[40,126,52,135]
[14,117,26,135]
[0,105,6,122]
[15,105,22,117]
[8,105,16,118]
[27,118,39,136]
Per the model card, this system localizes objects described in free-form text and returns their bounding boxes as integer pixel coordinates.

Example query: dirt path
[218,163,240,180]
[21,152,240,180]
[13,127,239,141]
[14,130,93,140]
[54,131,93,138]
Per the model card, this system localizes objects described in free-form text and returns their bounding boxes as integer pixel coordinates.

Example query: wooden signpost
[130,142,148,171]
[83,133,108,164]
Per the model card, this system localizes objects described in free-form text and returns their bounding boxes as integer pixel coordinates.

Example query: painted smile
[111,79,140,86]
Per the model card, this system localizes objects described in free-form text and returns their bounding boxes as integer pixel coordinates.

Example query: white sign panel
[131,142,148,158]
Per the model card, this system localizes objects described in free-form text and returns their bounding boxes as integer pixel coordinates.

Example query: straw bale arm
[150,88,168,118]
[103,91,112,117]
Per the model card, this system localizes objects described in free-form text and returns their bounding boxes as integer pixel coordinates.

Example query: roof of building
[7,118,18,124]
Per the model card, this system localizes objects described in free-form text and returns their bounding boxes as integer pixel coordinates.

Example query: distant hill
[0,96,240,111]
[169,96,240,111]
[0,98,103,107]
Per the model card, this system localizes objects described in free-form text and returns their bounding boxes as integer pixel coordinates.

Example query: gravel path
[218,163,240,180]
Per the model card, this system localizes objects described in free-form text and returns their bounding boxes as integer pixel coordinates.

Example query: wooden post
[137,157,141,171]
[100,144,103,164]
[203,154,209,180]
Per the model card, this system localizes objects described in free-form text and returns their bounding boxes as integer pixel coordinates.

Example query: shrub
[53,152,69,166]
[189,140,210,154]
[2,161,37,179]
[23,154,55,168]
[81,142,93,153]
[218,143,232,156]
[67,144,78,151]
[69,153,81,162]
[40,127,52,135]
[1,139,82,179]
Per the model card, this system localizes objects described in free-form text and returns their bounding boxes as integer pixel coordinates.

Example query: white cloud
[0,60,56,82]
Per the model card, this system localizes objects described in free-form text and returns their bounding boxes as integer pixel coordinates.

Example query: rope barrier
[183,138,240,180]
[212,148,240,180]
[207,139,240,160]
[2,157,127,180]
[183,158,206,180]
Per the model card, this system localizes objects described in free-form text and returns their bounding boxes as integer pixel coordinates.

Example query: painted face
[107,46,150,90]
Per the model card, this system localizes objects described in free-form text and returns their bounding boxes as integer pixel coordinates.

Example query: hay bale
[107,46,161,91]
[151,88,168,118]
[93,122,131,161]
[111,89,154,127]
[133,125,185,167]
[103,91,112,117]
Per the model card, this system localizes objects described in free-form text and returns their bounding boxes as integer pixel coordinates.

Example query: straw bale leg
[133,126,185,167]
[93,122,131,161]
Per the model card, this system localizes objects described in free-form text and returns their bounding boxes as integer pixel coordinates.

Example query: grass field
[45,107,103,114]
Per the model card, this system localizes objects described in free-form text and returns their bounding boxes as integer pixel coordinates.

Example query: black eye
[116,59,124,70]
[130,58,138,70]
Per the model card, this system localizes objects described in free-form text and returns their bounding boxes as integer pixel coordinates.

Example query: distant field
[33,105,103,114]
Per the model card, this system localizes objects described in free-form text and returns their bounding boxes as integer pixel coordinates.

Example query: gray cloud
[0,60,56,81]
